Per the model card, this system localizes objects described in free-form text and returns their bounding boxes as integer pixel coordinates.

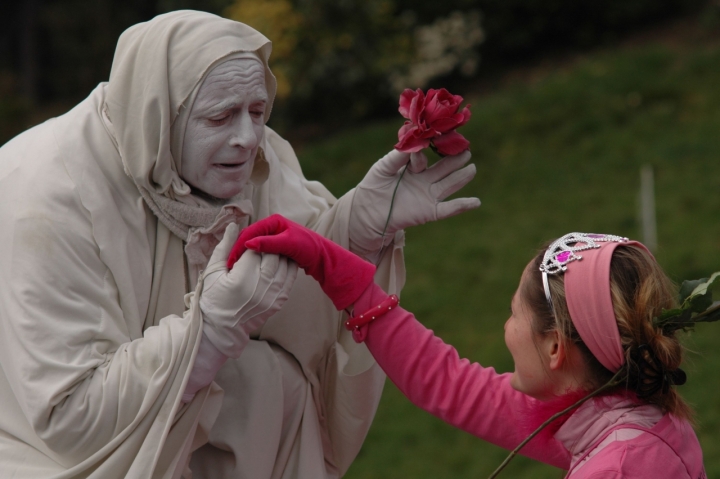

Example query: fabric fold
[0,10,406,479]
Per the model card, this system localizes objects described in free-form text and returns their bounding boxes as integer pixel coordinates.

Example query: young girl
[229,215,706,478]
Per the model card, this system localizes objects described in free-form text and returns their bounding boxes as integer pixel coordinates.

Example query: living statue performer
[0,10,479,479]
[238,216,707,479]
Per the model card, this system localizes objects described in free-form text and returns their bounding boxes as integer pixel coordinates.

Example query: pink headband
[540,233,651,372]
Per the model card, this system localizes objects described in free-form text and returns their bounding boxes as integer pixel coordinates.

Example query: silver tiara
[540,233,628,311]
[540,232,628,275]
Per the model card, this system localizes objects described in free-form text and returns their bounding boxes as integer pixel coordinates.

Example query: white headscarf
[104,10,275,242]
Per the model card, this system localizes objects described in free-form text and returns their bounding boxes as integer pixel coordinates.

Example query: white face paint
[181,58,267,199]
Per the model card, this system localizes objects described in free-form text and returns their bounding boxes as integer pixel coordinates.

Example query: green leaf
[688,290,714,313]
[688,271,720,298]
[679,278,708,305]
[695,301,720,324]
[679,272,720,313]
[700,309,720,324]
[678,308,694,327]
[657,308,682,321]
[653,307,693,331]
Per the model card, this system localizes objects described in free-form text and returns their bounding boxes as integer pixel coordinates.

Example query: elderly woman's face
[181,58,267,199]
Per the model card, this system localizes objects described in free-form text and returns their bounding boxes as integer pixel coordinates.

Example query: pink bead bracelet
[345,294,399,331]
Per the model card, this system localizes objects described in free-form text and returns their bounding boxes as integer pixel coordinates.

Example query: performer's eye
[208,114,231,125]
[250,102,266,119]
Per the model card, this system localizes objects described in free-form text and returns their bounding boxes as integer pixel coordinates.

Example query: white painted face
[181,58,267,199]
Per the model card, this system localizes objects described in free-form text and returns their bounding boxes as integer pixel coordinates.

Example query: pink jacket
[355,284,706,478]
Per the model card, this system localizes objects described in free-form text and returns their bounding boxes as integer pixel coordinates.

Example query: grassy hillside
[295,27,720,478]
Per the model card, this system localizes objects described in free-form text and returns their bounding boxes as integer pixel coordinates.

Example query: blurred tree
[0,0,235,145]
[0,0,709,146]
[389,10,483,92]
[20,0,40,105]
[0,2,33,143]
[225,0,303,99]
[439,0,707,67]
[225,0,705,135]
[227,0,419,131]
[39,0,149,102]
[37,0,233,103]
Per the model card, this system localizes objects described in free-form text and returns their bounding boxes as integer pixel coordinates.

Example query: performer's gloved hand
[199,223,299,359]
[349,149,480,262]
[182,330,226,403]
[227,214,375,311]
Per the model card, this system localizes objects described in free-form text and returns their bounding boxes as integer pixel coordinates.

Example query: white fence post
[640,165,658,252]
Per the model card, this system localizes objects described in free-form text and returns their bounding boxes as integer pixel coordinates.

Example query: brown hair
[521,242,693,421]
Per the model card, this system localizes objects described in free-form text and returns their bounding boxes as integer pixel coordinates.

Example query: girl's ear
[546,330,566,371]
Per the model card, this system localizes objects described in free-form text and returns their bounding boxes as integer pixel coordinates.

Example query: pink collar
[555,395,662,466]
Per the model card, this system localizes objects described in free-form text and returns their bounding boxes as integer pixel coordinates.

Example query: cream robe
[0,83,404,478]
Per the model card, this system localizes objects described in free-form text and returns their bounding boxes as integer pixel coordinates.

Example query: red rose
[395,88,471,156]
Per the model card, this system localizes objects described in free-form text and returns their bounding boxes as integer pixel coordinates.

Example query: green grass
[294,33,720,478]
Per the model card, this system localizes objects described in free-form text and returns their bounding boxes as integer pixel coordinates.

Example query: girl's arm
[237,214,571,469]
[356,283,571,469]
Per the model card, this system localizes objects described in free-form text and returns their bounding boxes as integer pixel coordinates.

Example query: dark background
[0,0,711,145]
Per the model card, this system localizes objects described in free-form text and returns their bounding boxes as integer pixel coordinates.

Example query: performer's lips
[215,161,248,170]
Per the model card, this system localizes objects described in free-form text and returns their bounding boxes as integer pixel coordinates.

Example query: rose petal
[395,136,432,153]
[399,89,420,119]
[430,117,461,133]
[397,123,413,144]
[433,131,470,156]
[398,122,435,140]
[458,105,471,126]
[424,89,438,111]
[425,88,464,126]
[395,124,433,153]
[424,89,451,125]
[399,88,426,125]
[409,90,426,125]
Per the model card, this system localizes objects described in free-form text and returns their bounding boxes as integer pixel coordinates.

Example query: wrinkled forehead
[193,58,268,112]
[109,11,276,120]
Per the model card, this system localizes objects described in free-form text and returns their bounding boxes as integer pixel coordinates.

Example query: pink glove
[227,214,376,311]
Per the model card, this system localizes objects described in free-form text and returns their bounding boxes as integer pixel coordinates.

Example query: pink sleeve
[355,283,570,469]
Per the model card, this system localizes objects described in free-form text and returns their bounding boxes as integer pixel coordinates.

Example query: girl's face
[504,268,556,400]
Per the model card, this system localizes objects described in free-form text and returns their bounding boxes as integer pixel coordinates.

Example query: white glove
[199,223,299,359]
[182,331,227,403]
[349,149,480,261]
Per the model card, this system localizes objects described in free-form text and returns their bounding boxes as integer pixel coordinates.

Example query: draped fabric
[0,10,405,479]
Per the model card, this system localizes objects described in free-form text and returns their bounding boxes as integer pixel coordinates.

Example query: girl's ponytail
[610,246,692,421]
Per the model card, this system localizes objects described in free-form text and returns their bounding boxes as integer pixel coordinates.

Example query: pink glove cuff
[346,294,398,334]
[347,283,398,342]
